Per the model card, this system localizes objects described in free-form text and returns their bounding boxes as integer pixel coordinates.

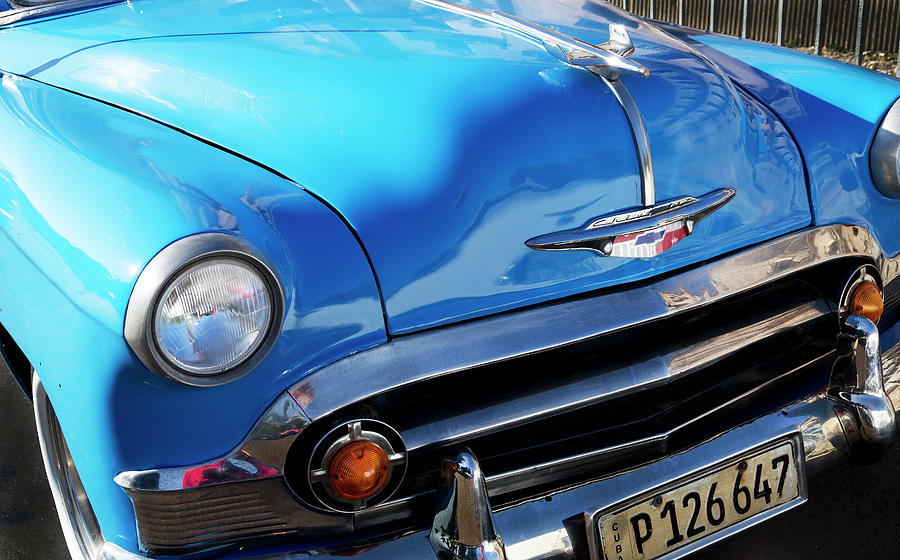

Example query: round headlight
[154,258,273,375]
[124,234,284,387]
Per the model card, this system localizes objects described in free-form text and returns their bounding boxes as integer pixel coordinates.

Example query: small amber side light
[849,281,884,324]
[328,440,390,501]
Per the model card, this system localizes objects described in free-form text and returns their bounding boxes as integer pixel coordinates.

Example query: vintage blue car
[1,0,900,558]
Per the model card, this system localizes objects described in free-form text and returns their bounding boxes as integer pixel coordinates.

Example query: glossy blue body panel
[1,0,898,556]
[667,30,900,257]
[0,0,811,333]
[0,72,385,550]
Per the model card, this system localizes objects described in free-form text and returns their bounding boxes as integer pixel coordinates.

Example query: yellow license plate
[597,441,801,560]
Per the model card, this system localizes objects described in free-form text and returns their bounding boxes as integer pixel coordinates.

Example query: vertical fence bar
[897,34,900,77]
[678,0,683,25]
[854,0,864,65]
[710,0,715,32]
[776,0,784,45]
[650,0,655,19]
[814,0,823,55]
[741,0,748,38]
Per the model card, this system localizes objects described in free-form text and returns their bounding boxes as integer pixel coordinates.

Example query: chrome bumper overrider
[92,316,900,560]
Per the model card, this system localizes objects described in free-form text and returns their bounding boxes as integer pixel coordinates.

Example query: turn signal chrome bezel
[840,266,884,325]
[307,419,407,512]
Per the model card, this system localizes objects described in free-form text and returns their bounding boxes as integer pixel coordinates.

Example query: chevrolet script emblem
[526,188,735,258]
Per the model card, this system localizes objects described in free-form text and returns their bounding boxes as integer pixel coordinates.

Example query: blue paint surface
[0,73,385,550]
[696,35,898,124]
[0,0,810,333]
[4,0,898,555]
[672,29,900,257]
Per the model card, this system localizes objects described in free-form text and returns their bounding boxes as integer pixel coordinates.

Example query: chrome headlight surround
[871,97,900,198]
[124,233,284,387]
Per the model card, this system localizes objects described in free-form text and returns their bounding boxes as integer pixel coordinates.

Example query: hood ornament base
[526,188,735,258]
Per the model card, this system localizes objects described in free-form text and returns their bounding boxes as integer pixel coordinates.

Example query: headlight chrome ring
[124,233,284,387]
[871,97,900,198]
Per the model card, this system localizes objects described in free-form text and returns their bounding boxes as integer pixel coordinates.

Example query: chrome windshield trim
[291,225,894,421]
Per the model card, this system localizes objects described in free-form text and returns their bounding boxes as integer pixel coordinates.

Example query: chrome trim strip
[503,529,573,560]
[291,225,894,422]
[96,543,145,560]
[33,375,105,560]
[870,97,900,198]
[123,232,285,387]
[483,350,834,498]
[607,78,656,206]
[115,391,309,492]
[401,297,828,452]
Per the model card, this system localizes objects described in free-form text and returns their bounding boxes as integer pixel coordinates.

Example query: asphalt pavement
[0,364,69,559]
[2,360,899,560]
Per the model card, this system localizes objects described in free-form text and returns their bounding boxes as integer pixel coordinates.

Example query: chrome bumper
[96,315,900,560]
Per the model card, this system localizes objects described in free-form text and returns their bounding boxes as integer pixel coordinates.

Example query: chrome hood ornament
[526,189,735,258]
[418,1,731,258]
[416,0,648,80]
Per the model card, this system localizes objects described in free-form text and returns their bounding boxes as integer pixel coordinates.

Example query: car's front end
[1,0,900,559]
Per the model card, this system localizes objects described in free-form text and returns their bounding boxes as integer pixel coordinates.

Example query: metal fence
[609,0,900,76]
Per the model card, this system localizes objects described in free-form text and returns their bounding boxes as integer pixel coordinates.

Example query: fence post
[678,0,684,25]
[896,37,899,78]
[710,0,715,32]
[776,0,784,46]
[742,0,748,38]
[814,0,822,55]
[854,0,864,65]
[650,0,655,19]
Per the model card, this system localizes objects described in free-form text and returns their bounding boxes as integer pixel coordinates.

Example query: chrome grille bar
[290,225,892,423]
[401,298,829,452]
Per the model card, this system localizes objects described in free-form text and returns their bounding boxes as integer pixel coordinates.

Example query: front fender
[0,73,386,550]
[664,27,900,257]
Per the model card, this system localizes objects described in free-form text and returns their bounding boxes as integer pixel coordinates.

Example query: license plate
[597,441,802,560]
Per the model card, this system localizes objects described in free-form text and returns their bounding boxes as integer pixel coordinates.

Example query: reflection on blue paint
[696,34,899,124]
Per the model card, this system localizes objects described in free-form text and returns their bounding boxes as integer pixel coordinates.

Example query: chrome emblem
[526,188,735,258]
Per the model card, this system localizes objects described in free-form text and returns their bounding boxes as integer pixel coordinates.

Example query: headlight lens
[871,98,900,198]
[154,258,273,375]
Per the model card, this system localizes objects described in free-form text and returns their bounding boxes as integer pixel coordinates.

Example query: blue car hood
[0,0,812,334]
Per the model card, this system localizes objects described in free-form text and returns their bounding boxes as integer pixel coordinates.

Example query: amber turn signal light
[848,281,884,324]
[327,440,390,501]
